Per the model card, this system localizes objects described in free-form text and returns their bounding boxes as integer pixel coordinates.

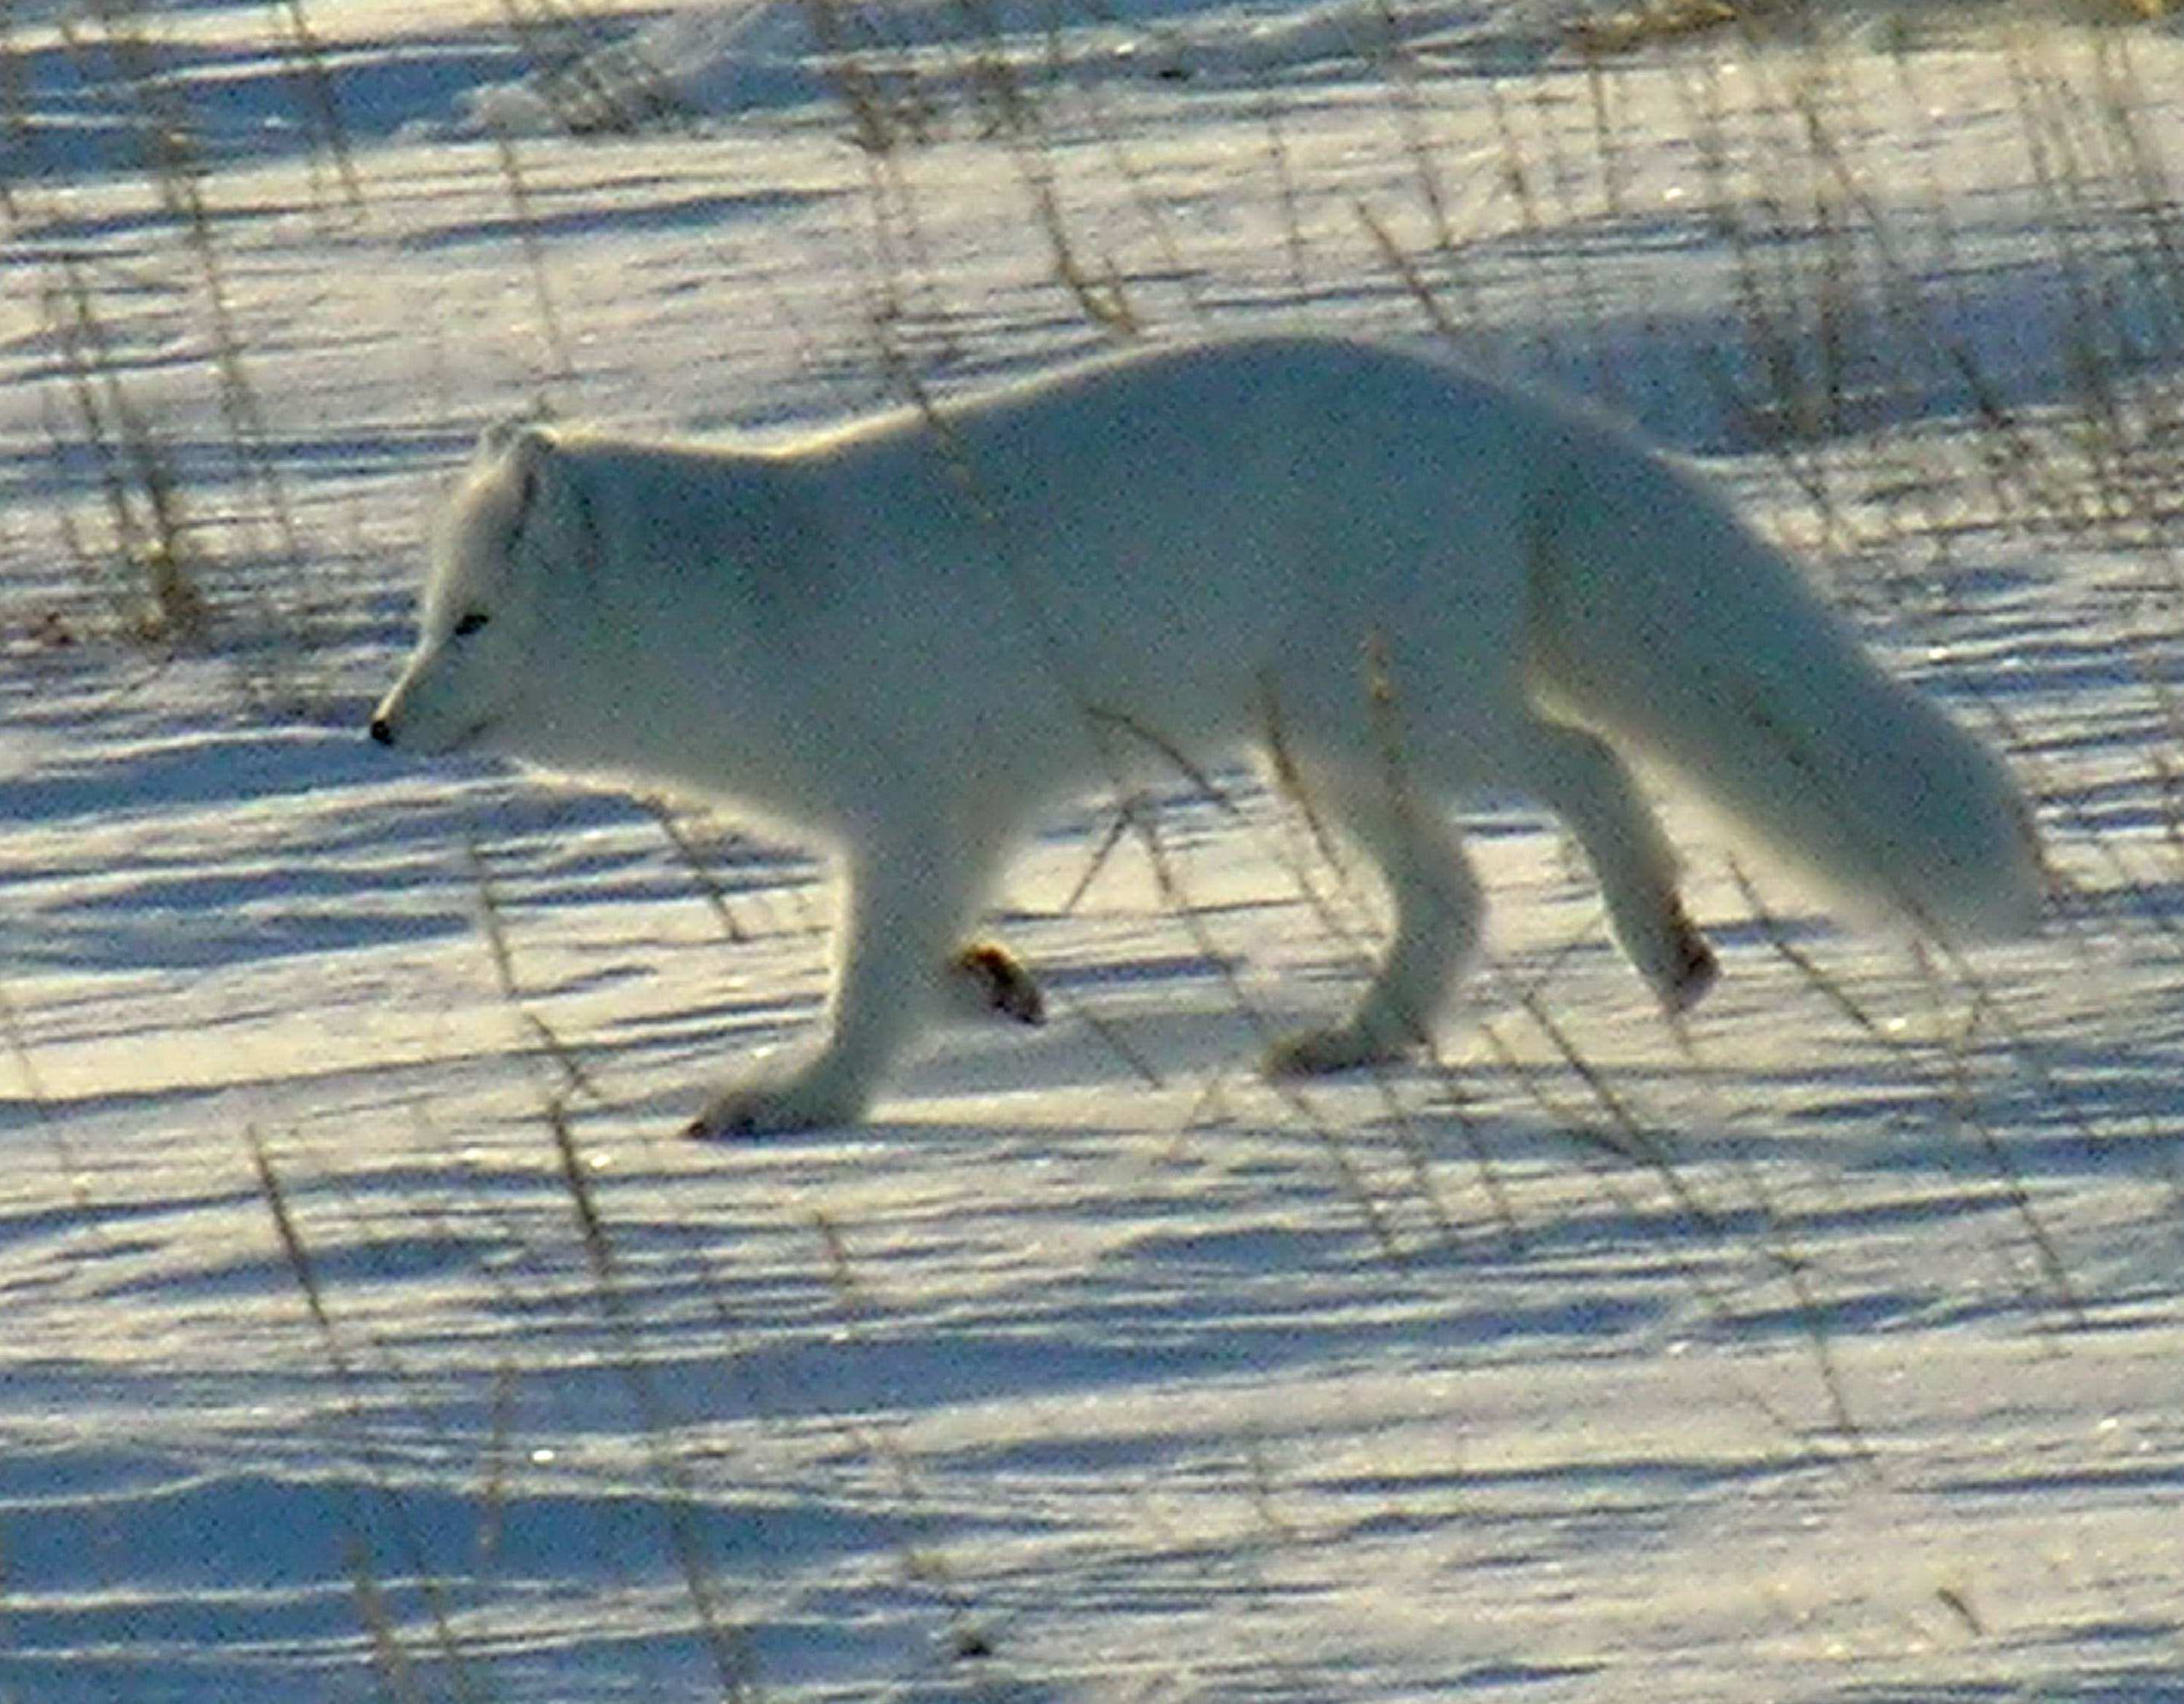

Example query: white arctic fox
[372,334,2042,1136]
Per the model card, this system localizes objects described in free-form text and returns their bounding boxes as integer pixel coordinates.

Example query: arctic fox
[370,334,2042,1136]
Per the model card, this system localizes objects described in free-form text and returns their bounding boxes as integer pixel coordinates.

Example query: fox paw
[684,1064,866,1139]
[950,941,1046,1026]
[1662,907,1719,1014]
[1264,1023,1408,1078]
[1627,897,1719,1016]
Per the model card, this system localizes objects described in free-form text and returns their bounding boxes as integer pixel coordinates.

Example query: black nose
[369,716,393,746]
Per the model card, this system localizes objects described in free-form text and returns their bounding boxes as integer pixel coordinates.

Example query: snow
[4,0,2183,1698]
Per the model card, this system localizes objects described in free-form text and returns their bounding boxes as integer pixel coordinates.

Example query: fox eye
[452,610,490,637]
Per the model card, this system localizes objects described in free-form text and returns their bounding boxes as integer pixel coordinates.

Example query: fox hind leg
[1505,719,1717,1011]
[1265,758,1485,1077]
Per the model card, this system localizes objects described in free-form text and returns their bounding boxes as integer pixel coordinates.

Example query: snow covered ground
[4,0,2182,1698]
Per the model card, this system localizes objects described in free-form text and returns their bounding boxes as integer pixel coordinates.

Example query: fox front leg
[687,834,1002,1138]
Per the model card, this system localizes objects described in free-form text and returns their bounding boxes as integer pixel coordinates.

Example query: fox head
[370,420,591,761]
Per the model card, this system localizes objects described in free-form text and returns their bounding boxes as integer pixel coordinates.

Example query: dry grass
[9,0,2182,1687]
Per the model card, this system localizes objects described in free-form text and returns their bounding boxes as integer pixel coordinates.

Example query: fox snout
[366,664,500,758]
[366,670,448,754]
[367,676,410,747]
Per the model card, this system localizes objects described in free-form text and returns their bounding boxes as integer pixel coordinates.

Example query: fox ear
[480,415,556,461]
[478,404,560,468]
[488,420,597,561]
[479,420,561,518]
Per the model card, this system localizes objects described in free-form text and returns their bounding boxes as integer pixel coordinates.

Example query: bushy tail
[1527,442,2043,941]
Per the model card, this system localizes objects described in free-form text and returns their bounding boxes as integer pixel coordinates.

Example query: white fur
[372,335,2044,1135]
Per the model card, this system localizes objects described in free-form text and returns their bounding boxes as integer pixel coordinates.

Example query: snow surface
[4,0,2183,1698]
